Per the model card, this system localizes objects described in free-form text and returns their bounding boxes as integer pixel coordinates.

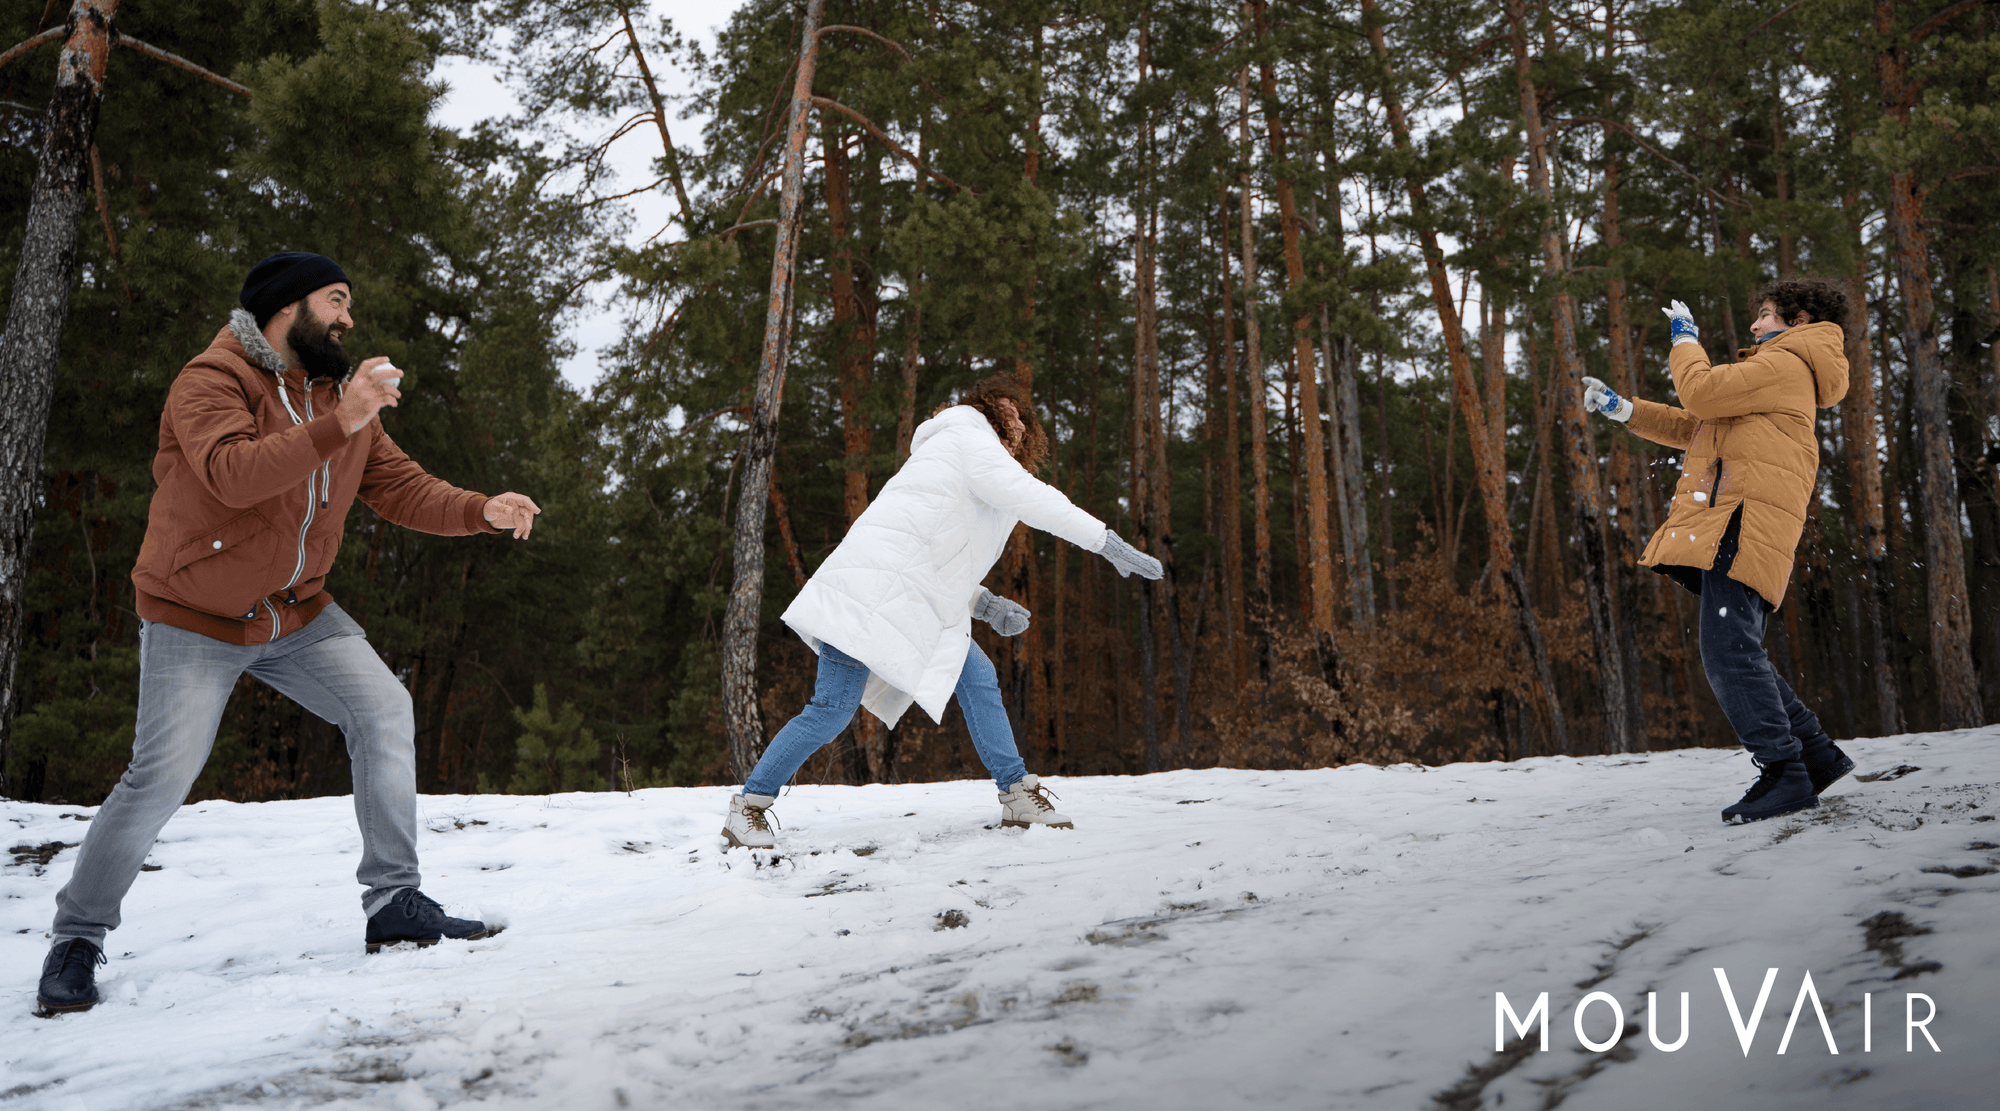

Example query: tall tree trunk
[895,125,928,462]
[1365,0,1567,752]
[1374,306,1398,612]
[826,126,874,529]
[1285,346,1306,609]
[1237,63,1274,621]
[1143,196,1192,760]
[1334,330,1373,627]
[1050,484,1070,772]
[826,122,886,781]
[1322,307,1372,627]
[1315,173,1373,629]
[1877,2,1983,728]
[1001,28,1048,759]
[1953,284,2000,719]
[1481,291,1508,483]
[1439,367,1460,574]
[1843,193,1901,734]
[1132,15,1161,771]
[1132,265,1160,770]
[1601,10,1649,746]
[1528,342,1561,611]
[721,0,825,781]
[1705,181,1746,356]
[1988,265,2000,434]
[895,279,922,461]
[1770,89,1794,279]
[1217,189,1245,687]
[0,0,121,795]
[1513,0,1629,752]
[1016,17,1042,378]
[1252,1,1334,651]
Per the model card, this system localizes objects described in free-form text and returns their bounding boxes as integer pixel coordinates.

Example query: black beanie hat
[240,252,350,328]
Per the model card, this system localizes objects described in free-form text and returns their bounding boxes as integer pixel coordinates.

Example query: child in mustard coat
[1583,277,1857,823]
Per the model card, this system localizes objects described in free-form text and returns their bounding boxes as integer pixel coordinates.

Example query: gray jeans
[52,603,420,944]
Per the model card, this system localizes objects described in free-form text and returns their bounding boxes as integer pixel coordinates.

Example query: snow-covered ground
[4,728,1996,1111]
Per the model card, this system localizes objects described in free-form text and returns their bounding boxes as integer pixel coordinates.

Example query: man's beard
[287,305,351,381]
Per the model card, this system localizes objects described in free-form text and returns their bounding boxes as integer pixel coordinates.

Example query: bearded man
[34,252,542,1015]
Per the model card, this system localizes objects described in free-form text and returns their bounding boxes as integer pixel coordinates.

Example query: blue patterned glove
[1662,300,1700,347]
[1582,376,1633,423]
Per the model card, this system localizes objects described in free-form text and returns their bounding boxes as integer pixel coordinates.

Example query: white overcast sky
[432,1,741,391]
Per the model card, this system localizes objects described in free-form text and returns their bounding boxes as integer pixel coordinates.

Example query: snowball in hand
[379,363,402,390]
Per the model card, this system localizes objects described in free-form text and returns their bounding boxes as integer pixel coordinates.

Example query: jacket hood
[228,307,289,376]
[908,405,1000,456]
[1754,320,1849,409]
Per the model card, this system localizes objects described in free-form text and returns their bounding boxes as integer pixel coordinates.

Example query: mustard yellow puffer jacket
[1625,321,1850,609]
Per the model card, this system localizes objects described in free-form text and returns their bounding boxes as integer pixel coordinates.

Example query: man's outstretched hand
[484,493,542,539]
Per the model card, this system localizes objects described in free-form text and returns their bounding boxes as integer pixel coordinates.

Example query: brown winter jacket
[131,311,499,644]
[1625,320,1850,610]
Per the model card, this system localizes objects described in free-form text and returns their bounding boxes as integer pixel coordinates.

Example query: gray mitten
[1099,530,1164,580]
[973,588,1031,636]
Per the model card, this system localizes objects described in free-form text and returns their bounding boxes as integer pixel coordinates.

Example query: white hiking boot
[723,792,778,848]
[998,775,1073,829]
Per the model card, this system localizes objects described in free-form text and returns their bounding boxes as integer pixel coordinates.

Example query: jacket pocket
[930,523,971,582]
[166,511,276,617]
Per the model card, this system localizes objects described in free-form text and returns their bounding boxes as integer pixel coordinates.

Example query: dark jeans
[1696,511,1823,763]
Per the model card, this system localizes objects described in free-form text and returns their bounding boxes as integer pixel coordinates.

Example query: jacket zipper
[264,599,281,643]
[273,377,317,593]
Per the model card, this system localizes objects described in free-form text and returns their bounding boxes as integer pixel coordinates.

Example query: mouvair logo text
[1496,968,1940,1055]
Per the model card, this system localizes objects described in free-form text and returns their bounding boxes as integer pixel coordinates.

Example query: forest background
[2,0,1997,806]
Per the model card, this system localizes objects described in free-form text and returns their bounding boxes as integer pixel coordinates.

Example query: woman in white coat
[722,374,1163,848]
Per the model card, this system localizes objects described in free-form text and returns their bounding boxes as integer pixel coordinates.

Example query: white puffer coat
[781,405,1108,727]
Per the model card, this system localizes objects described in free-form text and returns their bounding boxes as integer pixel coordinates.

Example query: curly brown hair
[958,371,1049,471]
[1753,275,1853,338]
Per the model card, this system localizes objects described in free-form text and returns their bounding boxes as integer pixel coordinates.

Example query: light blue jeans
[743,642,1027,797]
[52,604,421,944]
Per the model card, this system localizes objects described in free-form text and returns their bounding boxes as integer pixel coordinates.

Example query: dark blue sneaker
[364,889,499,954]
[36,938,104,1015]
[1722,758,1819,824]
[1799,732,1856,794]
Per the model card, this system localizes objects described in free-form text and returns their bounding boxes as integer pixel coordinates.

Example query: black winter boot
[36,938,105,1015]
[365,889,499,954]
[1721,758,1819,824]
[1797,732,1855,794]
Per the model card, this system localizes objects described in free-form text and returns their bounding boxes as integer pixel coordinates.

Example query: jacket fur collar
[228,308,289,376]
